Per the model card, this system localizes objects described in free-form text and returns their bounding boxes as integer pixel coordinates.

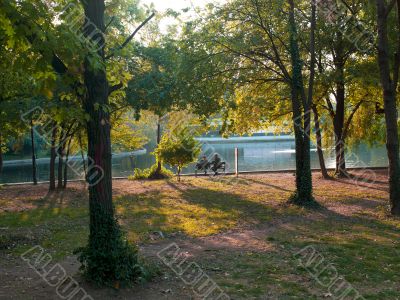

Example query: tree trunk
[75,1,150,284]
[156,119,162,173]
[83,0,113,211]
[287,0,314,205]
[80,0,119,281]
[0,133,3,175]
[78,134,87,177]
[312,105,330,179]
[333,38,347,177]
[49,126,57,191]
[63,137,73,189]
[376,0,400,215]
[30,119,38,185]
[57,129,65,189]
[177,167,181,182]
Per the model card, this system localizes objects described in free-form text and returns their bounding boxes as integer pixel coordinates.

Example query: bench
[211,161,226,175]
[195,161,226,176]
[195,162,209,176]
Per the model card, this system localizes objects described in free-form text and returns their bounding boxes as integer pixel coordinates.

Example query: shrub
[129,163,173,180]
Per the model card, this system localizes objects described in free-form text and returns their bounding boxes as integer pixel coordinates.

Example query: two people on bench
[196,154,223,175]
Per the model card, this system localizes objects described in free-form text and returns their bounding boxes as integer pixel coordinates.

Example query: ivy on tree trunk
[287,0,315,206]
[74,0,145,285]
[376,0,400,215]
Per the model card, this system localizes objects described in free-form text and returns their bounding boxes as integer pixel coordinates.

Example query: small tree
[156,130,201,181]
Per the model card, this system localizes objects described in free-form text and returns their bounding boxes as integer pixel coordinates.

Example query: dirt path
[0,212,342,300]
[0,214,306,300]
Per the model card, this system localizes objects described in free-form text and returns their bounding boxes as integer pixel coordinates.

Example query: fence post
[235,147,239,177]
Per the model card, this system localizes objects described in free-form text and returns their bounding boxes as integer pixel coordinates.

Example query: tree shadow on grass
[262,210,400,296]
[216,212,400,299]
[333,172,389,192]
[114,191,167,240]
[165,181,279,223]
[115,182,290,243]
[238,177,294,193]
[329,196,385,210]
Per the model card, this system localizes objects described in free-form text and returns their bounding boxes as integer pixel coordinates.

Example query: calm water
[0,137,388,184]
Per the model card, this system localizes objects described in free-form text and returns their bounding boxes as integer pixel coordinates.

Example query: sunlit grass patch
[115,185,275,242]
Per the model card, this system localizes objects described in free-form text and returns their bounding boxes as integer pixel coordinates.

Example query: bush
[129,163,173,180]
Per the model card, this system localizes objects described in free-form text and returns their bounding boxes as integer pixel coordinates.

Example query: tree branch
[105,16,115,32]
[387,0,397,16]
[342,100,364,139]
[109,83,124,95]
[106,13,155,59]
[325,97,335,119]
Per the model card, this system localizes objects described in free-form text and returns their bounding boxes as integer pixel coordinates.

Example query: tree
[2,0,155,283]
[178,0,318,204]
[286,0,317,205]
[0,40,37,176]
[312,0,376,177]
[126,40,183,175]
[375,0,400,215]
[74,1,155,284]
[156,130,201,181]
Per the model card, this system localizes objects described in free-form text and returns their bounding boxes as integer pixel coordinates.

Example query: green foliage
[130,163,173,180]
[155,130,201,179]
[74,204,149,287]
[111,113,148,153]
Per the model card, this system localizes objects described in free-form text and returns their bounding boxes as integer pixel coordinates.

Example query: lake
[0,136,388,184]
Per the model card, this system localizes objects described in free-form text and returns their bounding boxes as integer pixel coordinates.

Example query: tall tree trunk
[80,0,118,281]
[0,132,3,175]
[30,119,38,185]
[333,35,347,177]
[75,1,151,284]
[63,137,73,189]
[83,0,113,211]
[334,71,346,176]
[49,126,57,191]
[376,0,400,215]
[312,105,330,179]
[287,0,314,205]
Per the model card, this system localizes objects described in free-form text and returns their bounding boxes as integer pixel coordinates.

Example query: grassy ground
[0,170,399,299]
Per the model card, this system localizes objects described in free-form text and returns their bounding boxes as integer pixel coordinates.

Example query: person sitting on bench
[196,156,210,174]
[211,153,223,174]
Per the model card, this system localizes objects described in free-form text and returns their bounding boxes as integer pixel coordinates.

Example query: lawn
[0,170,399,299]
